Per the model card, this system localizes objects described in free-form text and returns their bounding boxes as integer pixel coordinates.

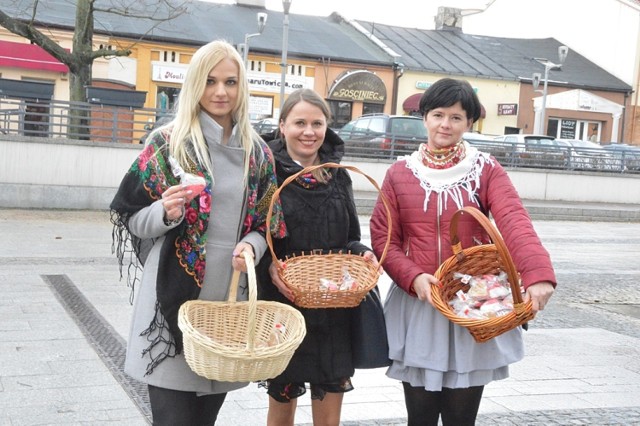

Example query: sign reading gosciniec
[328,70,386,104]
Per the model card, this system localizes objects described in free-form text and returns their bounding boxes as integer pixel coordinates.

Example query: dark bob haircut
[418,78,482,123]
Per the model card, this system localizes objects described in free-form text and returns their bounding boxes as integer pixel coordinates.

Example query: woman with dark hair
[257,88,380,426]
[110,40,285,425]
[369,78,556,425]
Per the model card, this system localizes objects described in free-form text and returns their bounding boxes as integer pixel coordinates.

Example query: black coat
[257,128,369,384]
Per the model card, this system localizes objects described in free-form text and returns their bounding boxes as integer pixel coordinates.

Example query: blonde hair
[164,40,259,181]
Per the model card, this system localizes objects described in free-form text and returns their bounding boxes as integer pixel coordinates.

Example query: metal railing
[338,129,640,174]
[0,97,166,144]
[2,97,639,175]
[464,138,640,174]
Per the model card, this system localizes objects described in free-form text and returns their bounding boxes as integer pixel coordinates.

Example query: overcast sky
[212,0,638,84]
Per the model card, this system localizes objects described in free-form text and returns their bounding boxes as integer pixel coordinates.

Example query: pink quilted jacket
[370,158,556,296]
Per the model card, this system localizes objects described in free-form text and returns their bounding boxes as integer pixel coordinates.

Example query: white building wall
[1,136,639,210]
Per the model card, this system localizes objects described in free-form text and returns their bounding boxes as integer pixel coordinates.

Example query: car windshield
[524,137,555,144]
[390,118,426,138]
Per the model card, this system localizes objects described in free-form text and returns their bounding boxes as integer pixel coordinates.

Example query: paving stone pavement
[1,207,640,425]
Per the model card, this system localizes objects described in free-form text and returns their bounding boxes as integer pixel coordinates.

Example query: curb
[354,192,640,222]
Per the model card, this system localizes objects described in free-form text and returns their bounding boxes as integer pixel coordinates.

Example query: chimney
[236,0,266,7]
[434,7,463,31]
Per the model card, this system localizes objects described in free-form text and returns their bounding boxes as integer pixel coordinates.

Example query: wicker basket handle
[228,252,258,352]
[265,162,392,274]
[449,207,524,305]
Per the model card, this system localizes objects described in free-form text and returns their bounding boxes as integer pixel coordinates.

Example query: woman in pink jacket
[369,78,556,426]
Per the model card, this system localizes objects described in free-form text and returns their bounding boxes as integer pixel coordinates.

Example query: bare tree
[0,0,188,138]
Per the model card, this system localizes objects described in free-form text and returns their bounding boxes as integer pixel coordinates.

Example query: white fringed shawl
[403,142,494,215]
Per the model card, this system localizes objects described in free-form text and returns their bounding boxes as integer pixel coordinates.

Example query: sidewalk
[1,208,640,425]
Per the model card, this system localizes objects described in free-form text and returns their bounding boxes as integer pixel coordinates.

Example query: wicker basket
[266,162,392,308]
[178,252,306,382]
[431,207,535,343]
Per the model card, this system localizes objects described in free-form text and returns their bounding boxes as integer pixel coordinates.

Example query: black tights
[402,382,484,426]
[148,385,227,426]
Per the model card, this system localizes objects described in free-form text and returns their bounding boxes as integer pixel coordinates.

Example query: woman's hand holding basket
[410,273,440,304]
[524,281,554,313]
[362,250,383,275]
[231,242,255,273]
[269,260,295,302]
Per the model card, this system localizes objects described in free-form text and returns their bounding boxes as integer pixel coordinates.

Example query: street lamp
[532,45,569,135]
[279,0,292,114]
[241,12,268,69]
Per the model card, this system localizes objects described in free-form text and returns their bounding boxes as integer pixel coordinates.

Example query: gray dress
[123,112,267,394]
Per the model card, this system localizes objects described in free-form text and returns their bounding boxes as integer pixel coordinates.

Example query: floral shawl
[110,129,286,374]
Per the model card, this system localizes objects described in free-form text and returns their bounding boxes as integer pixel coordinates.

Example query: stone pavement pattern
[1,208,640,425]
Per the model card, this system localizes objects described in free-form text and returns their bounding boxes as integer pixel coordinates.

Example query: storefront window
[548,118,600,141]
[156,86,179,118]
[327,100,351,129]
[363,103,384,115]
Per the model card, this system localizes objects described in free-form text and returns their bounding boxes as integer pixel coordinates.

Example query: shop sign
[152,63,188,83]
[498,103,518,116]
[560,119,577,139]
[328,70,386,104]
[247,71,313,94]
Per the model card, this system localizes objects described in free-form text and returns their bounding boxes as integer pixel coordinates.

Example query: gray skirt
[384,283,525,391]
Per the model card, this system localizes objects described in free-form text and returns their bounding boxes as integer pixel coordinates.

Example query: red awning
[402,93,422,112]
[0,40,69,73]
[403,92,487,119]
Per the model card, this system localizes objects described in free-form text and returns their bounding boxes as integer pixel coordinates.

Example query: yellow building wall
[397,72,521,136]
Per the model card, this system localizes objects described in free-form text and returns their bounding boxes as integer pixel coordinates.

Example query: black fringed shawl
[110,130,286,374]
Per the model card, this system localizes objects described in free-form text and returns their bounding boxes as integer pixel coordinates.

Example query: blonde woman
[110,40,285,425]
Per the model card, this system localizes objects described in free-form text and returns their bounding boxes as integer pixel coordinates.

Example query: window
[368,117,385,133]
[549,118,600,141]
[547,119,559,138]
[363,103,384,115]
[248,60,264,72]
[285,63,306,76]
[354,118,371,134]
[327,100,351,129]
[160,50,179,63]
[156,86,180,117]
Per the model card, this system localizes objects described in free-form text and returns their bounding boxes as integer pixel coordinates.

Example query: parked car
[492,134,568,169]
[602,143,640,171]
[252,117,279,135]
[555,139,614,171]
[337,113,427,159]
[463,131,496,142]
[462,132,515,163]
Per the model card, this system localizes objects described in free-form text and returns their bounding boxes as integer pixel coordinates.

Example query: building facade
[0,0,635,144]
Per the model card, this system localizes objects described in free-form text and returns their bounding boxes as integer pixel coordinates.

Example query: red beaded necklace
[419,141,466,169]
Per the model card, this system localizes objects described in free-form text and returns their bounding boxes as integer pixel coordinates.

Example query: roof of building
[354,21,631,92]
[2,0,632,92]
[4,0,393,66]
